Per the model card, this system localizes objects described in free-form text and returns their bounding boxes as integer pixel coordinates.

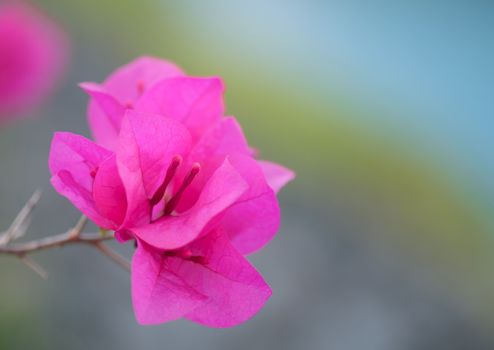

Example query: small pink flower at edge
[0,2,68,119]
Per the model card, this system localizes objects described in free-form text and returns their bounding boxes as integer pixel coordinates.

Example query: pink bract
[0,2,68,118]
[132,232,271,327]
[80,56,184,149]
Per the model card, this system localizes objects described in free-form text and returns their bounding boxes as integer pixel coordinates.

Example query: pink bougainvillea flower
[51,56,294,327]
[49,109,287,326]
[0,2,68,118]
[80,57,295,251]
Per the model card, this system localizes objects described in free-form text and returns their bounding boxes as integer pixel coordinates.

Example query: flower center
[150,156,201,218]
[164,249,209,265]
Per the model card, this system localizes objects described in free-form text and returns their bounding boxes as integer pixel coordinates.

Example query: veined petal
[49,132,114,228]
[49,132,112,182]
[117,110,191,226]
[136,77,224,138]
[85,98,120,150]
[92,154,127,226]
[104,56,184,103]
[80,82,125,149]
[83,56,184,149]
[133,158,248,250]
[132,241,206,325]
[258,160,295,194]
[174,117,253,213]
[51,171,113,229]
[179,232,272,327]
[220,154,281,255]
[189,117,252,159]
[80,82,125,129]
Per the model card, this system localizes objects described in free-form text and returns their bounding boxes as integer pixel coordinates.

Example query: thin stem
[70,215,88,238]
[0,190,42,245]
[0,193,131,276]
[94,242,131,272]
[19,255,48,279]
[0,231,114,255]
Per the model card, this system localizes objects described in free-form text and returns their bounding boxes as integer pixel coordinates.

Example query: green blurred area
[1,0,493,348]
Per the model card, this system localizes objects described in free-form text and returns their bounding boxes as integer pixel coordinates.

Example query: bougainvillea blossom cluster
[49,57,294,327]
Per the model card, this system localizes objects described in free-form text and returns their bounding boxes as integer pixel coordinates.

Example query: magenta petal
[223,192,279,255]
[85,98,119,150]
[258,160,295,193]
[103,56,184,103]
[80,82,125,149]
[119,110,192,197]
[177,232,272,327]
[189,117,252,159]
[220,155,281,255]
[83,57,183,149]
[132,241,207,325]
[134,158,248,250]
[80,82,125,129]
[49,132,112,180]
[136,77,224,138]
[51,171,113,229]
[49,132,114,228]
[48,131,111,191]
[117,110,191,226]
[174,117,253,212]
[92,154,127,226]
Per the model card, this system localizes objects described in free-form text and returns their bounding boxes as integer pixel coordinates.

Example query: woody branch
[0,191,130,278]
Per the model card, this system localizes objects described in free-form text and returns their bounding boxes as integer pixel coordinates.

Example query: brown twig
[0,192,131,277]
[0,230,114,255]
[19,255,48,279]
[0,189,42,245]
[94,241,131,271]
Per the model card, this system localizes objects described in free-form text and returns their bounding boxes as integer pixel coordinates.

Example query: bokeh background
[1,1,494,349]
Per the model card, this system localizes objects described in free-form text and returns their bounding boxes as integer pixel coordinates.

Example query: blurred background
[1,0,493,349]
